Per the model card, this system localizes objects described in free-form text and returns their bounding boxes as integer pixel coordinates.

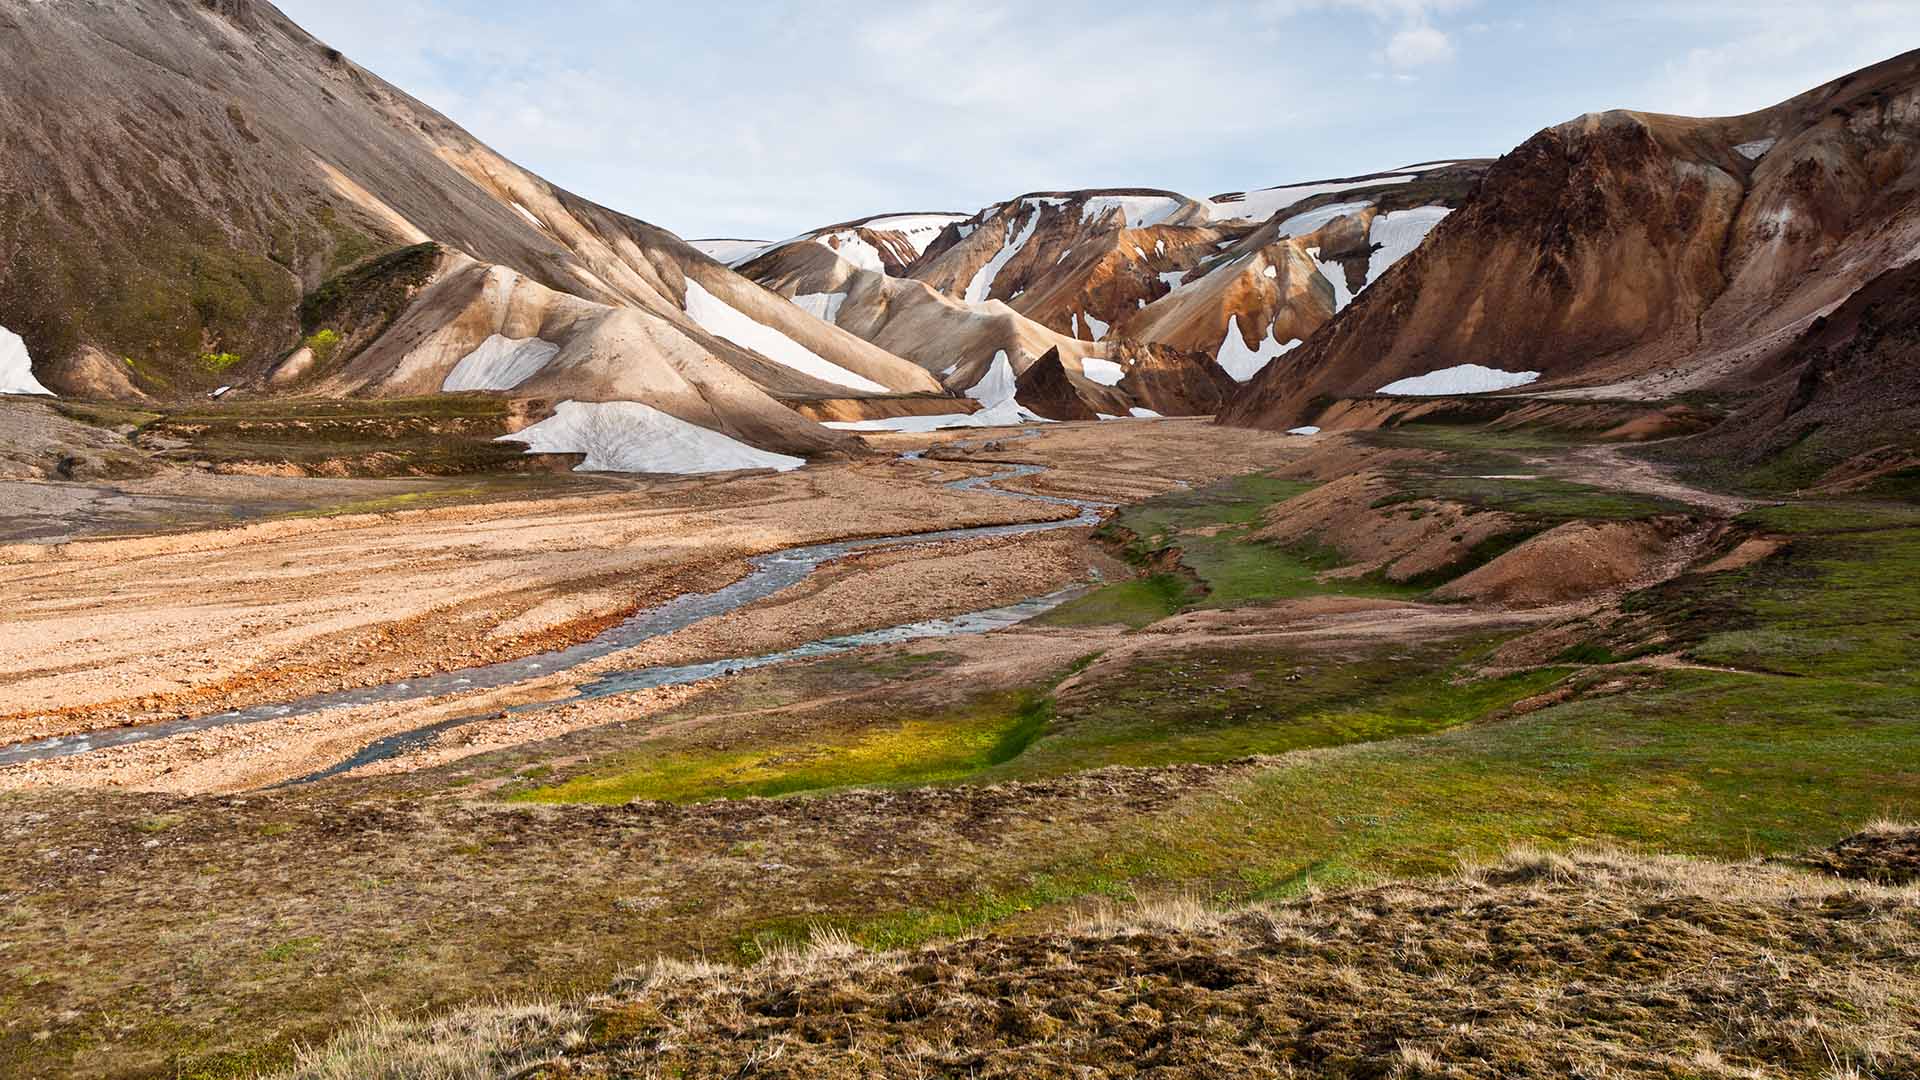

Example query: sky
[275,0,1920,241]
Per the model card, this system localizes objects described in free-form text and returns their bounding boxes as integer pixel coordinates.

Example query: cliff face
[1221,50,1920,431]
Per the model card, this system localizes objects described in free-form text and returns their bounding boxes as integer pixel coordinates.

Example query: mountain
[731,165,1487,423]
[1222,51,1920,432]
[0,0,951,468]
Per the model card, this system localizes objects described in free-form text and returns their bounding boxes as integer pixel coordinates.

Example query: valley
[1,2,1917,1077]
[5,406,1917,1078]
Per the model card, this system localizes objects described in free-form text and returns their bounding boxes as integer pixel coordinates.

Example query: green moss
[303,328,343,365]
[299,243,439,355]
[197,351,242,374]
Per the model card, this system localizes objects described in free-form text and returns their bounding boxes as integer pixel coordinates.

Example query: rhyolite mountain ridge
[0,0,1484,467]
[4,1,1915,480]
[1222,50,1920,485]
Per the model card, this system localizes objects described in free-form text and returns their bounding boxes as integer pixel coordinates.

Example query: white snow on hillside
[964,208,1042,303]
[824,349,1050,432]
[442,334,560,392]
[682,278,888,392]
[511,203,546,232]
[0,326,53,396]
[1129,407,1162,418]
[1736,138,1778,160]
[1214,318,1302,382]
[1308,247,1355,311]
[1288,426,1322,435]
[1081,311,1110,341]
[1276,200,1373,238]
[688,239,773,265]
[791,291,848,324]
[501,400,805,474]
[1377,365,1540,396]
[967,350,1018,403]
[1080,195,1187,229]
[1366,206,1451,285]
[1081,357,1126,386]
[1160,269,1192,291]
[1207,174,1416,223]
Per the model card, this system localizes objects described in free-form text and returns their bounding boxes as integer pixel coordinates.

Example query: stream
[0,451,1109,772]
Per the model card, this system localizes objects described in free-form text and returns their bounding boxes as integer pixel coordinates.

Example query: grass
[998,641,1570,776]
[1040,473,1424,627]
[512,689,1057,805]
[822,486,1920,949]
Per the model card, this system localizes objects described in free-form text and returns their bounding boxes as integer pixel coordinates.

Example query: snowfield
[0,326,53,396]
[442,334,560,392]
[682,279,888,392]
[1081,311,1110,341]
[1377,365,1541,396]
[1215,319,1302,382]
[501,400,805,474]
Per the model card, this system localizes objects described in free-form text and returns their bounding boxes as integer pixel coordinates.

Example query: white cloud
[1386,25,1456,68]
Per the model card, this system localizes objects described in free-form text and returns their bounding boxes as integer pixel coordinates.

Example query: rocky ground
[282,837,1920,1079]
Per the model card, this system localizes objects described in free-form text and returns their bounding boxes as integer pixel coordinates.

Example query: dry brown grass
[273,836,1920,1079]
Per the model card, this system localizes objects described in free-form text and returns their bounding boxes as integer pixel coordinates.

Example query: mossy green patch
[513,690,1057,805]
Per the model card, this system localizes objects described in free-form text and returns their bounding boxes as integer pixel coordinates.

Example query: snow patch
[1208,175,1415,223]
[1365,206,1451,285]
[1736,138,1778,160]
[1377,364,1541,396]
[1160,269,1190,291]
[963,207,1042,304]
[682,278,887,393]
[1287,426,1321,436]
[1275,200,1372,238]
[824,351,1051,432]
[1214,318,1302,382]
[511,202,546,231]
[1081,357,1126,386]
[1081,311,1110,342]
[503,400,805,474]
[791,291,848,324]
[688,238,772,265]
[1081,195,1187,229]
[1129,407,1163,419]
[443,334,561,392]
[1308,248,1355,311]
[0,326,54,396]
[824,349,1052,431]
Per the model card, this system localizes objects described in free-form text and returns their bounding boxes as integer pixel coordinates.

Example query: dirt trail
[1560,444,1759,516]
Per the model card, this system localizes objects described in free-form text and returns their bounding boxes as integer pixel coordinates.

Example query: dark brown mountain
[1221,50,1920,430]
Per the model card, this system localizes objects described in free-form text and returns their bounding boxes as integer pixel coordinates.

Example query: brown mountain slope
[0,0,943,463]
[1659,258,1920,490]
[1221,50,1920,430]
